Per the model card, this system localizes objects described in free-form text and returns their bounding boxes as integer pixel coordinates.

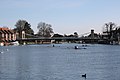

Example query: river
[0,44,120,80]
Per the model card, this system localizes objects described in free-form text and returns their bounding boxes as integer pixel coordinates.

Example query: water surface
[0,44,120,80]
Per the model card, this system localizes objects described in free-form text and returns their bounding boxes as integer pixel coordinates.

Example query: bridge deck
[16,37,100,41]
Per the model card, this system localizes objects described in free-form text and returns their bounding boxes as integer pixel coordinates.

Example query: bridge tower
[22,31,25,39]
[91,29,94,39]
[21,31,26,45]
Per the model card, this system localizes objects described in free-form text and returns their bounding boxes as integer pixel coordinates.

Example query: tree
[37,22,54,37]
[52,34,63,43]
[52,34,63,37]
[103,22,116,39]
[14,20,34,38]
[74,32,79,37]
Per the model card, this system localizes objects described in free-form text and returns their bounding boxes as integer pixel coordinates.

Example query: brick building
[0,27,16,46]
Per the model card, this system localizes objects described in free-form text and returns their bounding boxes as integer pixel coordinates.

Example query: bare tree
[104,22,116,32]
[37,22,54,37]
[103,22,116,39]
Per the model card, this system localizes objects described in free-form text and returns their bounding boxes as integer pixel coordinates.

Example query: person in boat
[53,45,55,47]
[75,46,79,49]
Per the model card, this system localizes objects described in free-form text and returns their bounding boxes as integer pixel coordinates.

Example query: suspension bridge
[16,30,101,44]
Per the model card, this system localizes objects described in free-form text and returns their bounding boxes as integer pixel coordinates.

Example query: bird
[82,74,86,78]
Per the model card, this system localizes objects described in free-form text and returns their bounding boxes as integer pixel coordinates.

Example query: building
[0,27,16,46]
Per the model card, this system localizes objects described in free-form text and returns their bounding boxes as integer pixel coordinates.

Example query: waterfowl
[82,74,86,78]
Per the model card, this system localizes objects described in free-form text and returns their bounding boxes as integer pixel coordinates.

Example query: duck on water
[82,74,86,78]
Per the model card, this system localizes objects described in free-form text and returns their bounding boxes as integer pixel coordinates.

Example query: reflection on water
[0,44,120,80]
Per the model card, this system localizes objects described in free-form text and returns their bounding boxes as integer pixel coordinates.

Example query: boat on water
[75,46,79,49]
[0,51,4,54]
[74,45,87,49]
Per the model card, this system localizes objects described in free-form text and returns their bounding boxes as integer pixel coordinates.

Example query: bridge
[16,29,101,44]
[17,37,100,41]
[16,37,100,44]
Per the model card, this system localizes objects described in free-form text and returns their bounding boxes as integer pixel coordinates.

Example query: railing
[16,37,100,41]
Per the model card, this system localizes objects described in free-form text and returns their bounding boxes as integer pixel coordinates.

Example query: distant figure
[75,46,78,49]
[6,49,9,51]
[83,47,87,49]
[0,51,3,54]
[82,44,87,47]
[82,74,86,78]
[82,45,85,47]
[53,45,55,47]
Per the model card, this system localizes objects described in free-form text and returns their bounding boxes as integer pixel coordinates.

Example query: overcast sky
[0,0,120,35]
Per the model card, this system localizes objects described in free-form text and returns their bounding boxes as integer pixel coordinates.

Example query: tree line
[102,22,120,40]
[14,19,54,38]
[12,20,120,39]
[14,19,79,38]
[13,20,120,44]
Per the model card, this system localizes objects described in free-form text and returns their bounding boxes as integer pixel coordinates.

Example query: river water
[0,44,120,80]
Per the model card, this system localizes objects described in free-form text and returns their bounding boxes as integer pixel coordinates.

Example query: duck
[82,74,86,78]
